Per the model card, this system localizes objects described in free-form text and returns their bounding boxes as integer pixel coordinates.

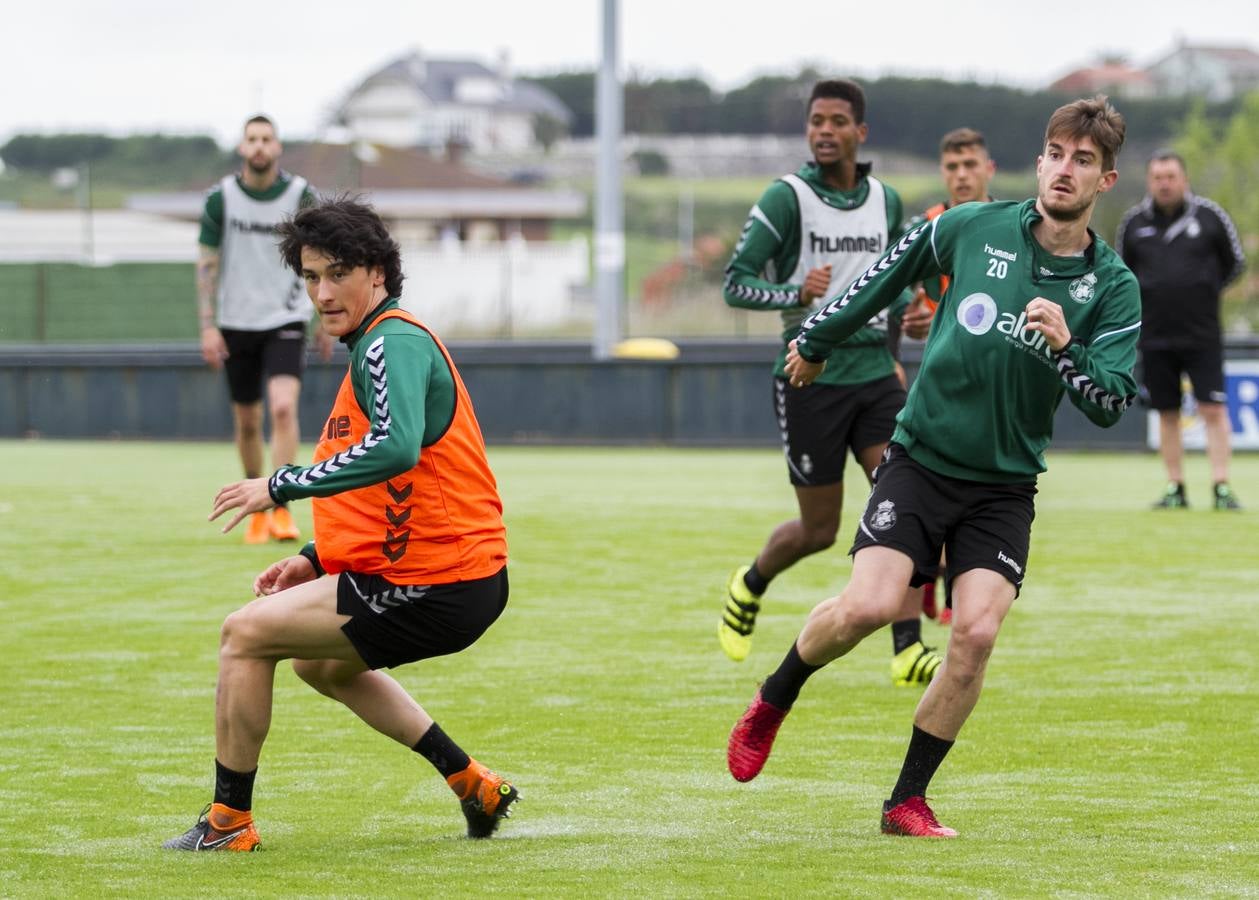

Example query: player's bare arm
[784,338,826,387]
[1023,297,1072,351]
[799,264,833,305]
[209,476,276,533]
[197,245,227,368]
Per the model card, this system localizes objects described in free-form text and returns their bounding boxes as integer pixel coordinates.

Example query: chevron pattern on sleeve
[795,223,928,354]
[270,336,394,496]
[722,272,800,307]
[1194,195,1247,286]
[1052,348,1135,413]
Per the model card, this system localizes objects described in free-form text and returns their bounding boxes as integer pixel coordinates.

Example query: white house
[332,49,573,153]
[1145,42,1259,102]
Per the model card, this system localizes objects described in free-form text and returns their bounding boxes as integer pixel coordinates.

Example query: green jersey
[269,299,456,503]
[198,171,318,248]
[795,199,1141,482]
[199,170,320,331]
[724,162,907,385]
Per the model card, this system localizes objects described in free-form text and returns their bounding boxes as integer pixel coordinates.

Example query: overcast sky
[6,0,1258,146]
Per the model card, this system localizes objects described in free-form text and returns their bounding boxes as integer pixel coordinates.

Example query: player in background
[165,198,517,851]
[728,97,1139,837]
[1115,150,1247,510]
[901,127,998,625]
[198,115,332,545]
[717,79,942,688]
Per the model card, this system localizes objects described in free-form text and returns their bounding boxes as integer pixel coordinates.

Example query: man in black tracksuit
[1115,150,1247,510]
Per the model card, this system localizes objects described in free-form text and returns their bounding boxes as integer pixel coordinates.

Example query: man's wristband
[796,341,828,364]
[298,542,325,577]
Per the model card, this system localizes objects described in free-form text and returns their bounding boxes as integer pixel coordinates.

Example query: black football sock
[760,641,822,710]
[743,562,769,597]
[413,722,471,779]
[891,619,922,654]
[888,725,954,807]
[213,759,257,812]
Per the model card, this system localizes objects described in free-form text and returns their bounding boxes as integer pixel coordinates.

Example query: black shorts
[337,566,509,670]
[1141,344,1226,410]
[774,374,906,487]
[222,323,307,405]
[850,444,1037,593]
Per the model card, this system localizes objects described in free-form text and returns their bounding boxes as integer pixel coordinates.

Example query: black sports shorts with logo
[221,322,307,405]
[850,443,1037,593]
[774,374,906,487]
[1140,344,1226,411]
[337,566,508,669]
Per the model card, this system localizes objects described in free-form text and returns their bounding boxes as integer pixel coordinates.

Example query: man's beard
[1040,190,1091,223]
[246,157,273,176]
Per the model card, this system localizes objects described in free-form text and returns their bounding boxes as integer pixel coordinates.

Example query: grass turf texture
[1,441,1256,897]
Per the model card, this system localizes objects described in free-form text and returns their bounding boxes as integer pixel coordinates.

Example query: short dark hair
[939,127,987,155]
[808,79,866,124]
[1148,148,1187,172]
[1044,95,1126,172]
[277,197,405,299]
[244,114,276,134]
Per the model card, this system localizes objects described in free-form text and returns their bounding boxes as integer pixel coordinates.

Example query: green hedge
[0,262,195,342]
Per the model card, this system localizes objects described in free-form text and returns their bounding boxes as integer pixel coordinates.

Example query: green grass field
[1,441,1257,897]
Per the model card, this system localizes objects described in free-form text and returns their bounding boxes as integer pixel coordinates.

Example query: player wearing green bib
[198,115,328,546]
[728,97,1139,838]
[717,80,938,689]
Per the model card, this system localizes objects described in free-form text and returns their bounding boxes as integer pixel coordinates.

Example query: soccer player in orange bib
[165,198,517,851]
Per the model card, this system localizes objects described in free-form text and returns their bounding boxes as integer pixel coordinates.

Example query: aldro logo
[955,292,1059,368]
[810,232,883,255]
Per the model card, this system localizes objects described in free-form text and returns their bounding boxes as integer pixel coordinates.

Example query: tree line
[0,133,232,185]
[4,71,1239,179]
[526,69,1240,164]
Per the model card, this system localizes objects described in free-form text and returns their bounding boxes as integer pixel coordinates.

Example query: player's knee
[799,523,838,555]
[269,397,297,425]
[235,415,262,442]
[219,607,265,659]
[814,591,894,639]
[292,658,336,697]
[947,618,999,676]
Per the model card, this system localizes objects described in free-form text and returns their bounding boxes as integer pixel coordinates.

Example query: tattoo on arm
[197,246,220,328]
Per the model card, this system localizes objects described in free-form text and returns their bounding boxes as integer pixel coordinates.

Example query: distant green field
[1,442,1257,897]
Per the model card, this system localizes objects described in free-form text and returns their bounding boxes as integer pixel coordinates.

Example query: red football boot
[727,689,789,782]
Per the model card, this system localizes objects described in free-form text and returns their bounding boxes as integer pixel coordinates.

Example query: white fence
[0,210,198,264]
[0,209,592,337]
[398,236,590,335]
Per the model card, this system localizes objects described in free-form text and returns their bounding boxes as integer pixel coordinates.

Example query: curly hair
[808,79,866,124]
[276,196,405,298]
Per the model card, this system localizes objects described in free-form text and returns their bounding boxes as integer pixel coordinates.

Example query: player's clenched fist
[799,264,832,305]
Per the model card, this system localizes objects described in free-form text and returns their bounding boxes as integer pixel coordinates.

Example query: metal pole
[593,0,623,359]
[678,185,694,264]
[79,161,94,264]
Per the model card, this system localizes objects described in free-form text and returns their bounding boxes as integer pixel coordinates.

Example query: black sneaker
[1152,483,1188,509]
[1214,483,1242,511]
